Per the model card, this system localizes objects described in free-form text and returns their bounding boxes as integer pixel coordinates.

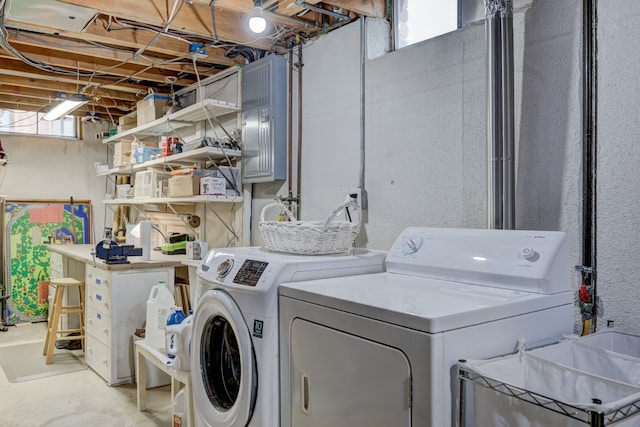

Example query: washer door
[192,289,257,427]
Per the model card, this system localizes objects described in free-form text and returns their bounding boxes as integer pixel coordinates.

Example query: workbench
[46,244,187,386]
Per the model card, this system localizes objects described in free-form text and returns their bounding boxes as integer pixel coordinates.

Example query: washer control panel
[233,259,269,287]
[217,258,234,279]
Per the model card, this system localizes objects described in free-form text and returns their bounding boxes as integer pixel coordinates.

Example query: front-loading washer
[279,227,575,427]
[191,246,386,427]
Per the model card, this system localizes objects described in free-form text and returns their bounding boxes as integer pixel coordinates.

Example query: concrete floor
[0,322,173,427]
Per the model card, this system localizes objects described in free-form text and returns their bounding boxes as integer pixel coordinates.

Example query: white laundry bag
[463,350,640,427]
[529,338,640,386]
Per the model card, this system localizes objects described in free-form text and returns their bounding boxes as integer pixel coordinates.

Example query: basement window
[394,0,486,50]
[395,0,458,49]
[0,108,78,138]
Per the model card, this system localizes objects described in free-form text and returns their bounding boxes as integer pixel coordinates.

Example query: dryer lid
[279,273,573,333]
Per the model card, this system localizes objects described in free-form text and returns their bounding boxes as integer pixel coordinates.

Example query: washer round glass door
[192,289,257,426]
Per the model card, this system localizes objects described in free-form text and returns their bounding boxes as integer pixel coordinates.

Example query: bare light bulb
[249,6,267,33]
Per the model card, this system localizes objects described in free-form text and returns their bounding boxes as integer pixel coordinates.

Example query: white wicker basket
[259,201,361,255]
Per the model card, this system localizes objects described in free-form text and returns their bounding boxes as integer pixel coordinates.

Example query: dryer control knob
[402,238,423,255]
[217,258,234,278]
[520,247,538,261]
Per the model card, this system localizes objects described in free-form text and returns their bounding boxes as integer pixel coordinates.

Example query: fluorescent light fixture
[249,5,267,33]
[44,94,89,121]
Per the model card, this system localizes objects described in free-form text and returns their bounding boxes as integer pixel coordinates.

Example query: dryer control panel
[385,227,570,295]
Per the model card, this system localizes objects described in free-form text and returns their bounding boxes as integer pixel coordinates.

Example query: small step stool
[43,277,85,365]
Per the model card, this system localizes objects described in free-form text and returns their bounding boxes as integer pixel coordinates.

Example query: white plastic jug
[166,315,193,371]
[146,282,175,350]
[173,387,186,427]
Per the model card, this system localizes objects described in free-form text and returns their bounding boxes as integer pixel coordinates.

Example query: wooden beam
[0,94,50,108]
[308,0,387,18]
[0,59,151,95]
[5,17,242,68]
[0,85,131,112]
[0,49,195,87]
[0,99,124,118]
[58,0,282,50]
[0,75,139,103]
[84,17,243,67]
[191,0,322,29]
[0,101,46,114]
[193,0,385,17]
[0,94,121,115]
[6,31,219,79]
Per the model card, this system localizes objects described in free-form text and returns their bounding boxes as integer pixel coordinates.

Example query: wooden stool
[43,277,85,365]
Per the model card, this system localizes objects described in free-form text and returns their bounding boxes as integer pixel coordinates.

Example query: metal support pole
[486,0,515,230]
[458,361,467,427]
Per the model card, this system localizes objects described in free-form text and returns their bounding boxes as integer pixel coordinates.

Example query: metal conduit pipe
[297,44,303,215]
[288,49,294,197]
[359,15,368,209]
[485,0,515,230]
[581,0,598,332]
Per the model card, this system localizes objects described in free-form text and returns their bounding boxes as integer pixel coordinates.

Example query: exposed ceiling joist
[5,31,223,78]
[59,0,282,50]
[0,0,387,122]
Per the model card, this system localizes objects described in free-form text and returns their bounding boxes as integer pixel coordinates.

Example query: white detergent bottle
[173,387,186,427]
[145,281,175,350]
[166,314,193,371]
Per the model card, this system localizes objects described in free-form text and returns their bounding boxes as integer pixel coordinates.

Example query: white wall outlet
[348,187,363,209]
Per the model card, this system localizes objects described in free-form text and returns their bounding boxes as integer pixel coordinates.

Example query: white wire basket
[259,201,361,255]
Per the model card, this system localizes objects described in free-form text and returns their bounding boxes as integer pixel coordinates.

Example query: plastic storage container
[145,282,175,350]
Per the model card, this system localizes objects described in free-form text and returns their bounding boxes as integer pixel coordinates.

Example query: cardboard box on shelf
[200,177,226,196]
[117,113,137,133]
[113,141,132,167]
[118,113,136,127]
[192,166,241,195]
[168,176,200,197]
[137,93,171,127]
[117,124,135,133]
[130,139,161,164]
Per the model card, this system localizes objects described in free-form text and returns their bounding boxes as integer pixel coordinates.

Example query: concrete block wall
[294,0,586,332]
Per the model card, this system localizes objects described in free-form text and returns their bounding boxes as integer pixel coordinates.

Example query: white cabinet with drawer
[84,265,174,386]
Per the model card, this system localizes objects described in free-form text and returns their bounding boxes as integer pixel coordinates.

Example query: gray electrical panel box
[241,55,287,183]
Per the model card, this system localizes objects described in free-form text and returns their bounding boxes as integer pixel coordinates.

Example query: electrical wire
[210,1,219,42]
[0,0,311,119]
[86,0,185,88]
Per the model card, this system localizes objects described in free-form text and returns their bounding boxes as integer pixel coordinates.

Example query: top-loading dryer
[279,227,575,427]
[191,246,386,427]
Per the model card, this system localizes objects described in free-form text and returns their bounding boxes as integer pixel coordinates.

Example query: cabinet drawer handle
[301,373,311,416]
